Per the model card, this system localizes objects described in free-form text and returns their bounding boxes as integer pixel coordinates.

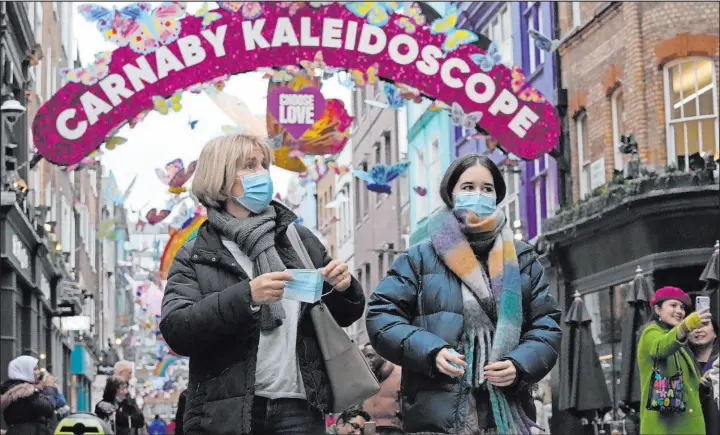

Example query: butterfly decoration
[60,51,112,85]
[528,29,561,53]
[217,2,263,19]
[327,161,351,176]
[65,155,100,172]
[155,159,198,194]
[350,63,379,88]
[511,66,546,103]
[153,90,183,115]
[428,100,451,112]
[194,2,221,28]
[278,2,331,16]
[83,2,187,55]
[395,2,426,33]
[395,82,423,103]
[188,118,199,130]
[77,4,133,46]
[353,161,411,194]
[221,125,245,135]
[188,74,229,94]
[105,136,128,150]
[259,68,296,83]
[449,102,483,130]
[413,186,427,196]
[328,216,340,225]
[471,41,502,72]
[365,82,405,110]
[266,134,284,150]
[98,219,116,238]
[337,72,356,90]
[430,5,479,53]
[346,2,402,27]
[300,51,327,77]
[129,111,148,128]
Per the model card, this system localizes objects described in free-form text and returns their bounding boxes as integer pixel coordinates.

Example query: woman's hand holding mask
[321,260,352,291]
[250,271,294,304]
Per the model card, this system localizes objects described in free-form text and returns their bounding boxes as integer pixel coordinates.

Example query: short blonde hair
[192,134,274,208]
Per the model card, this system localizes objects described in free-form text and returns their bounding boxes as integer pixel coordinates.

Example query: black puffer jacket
[160,204,365,435]
[0,379,56,435]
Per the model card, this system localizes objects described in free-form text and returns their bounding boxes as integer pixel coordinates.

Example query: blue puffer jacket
[366,240,561,434]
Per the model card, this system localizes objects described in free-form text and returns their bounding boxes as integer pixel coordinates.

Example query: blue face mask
[453,192,497,218]
[234,171,274,214]
[284,269,324,303]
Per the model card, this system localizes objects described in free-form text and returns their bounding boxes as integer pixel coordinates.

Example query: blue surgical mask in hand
[284,269,324,303]
[234,171,274,214]
[453,192,497,218]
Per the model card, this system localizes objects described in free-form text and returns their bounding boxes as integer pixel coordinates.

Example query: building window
[611,89,626,171]
[429,139,442,212]
[362,162,370,217]
[481,5,513,66]
[364,263,372,293]
[576,112,591,198]
[384,132,392,166]
[377,253,384,281]
[663,58,719,171]
[545,156,556,219]
[354,177,362,224]
[534,159,544,235]
[572,1,582,28]
[374,142,382,165]
[499,166,521,229]
[414,149,428,221]
[524,2,543,73]
[386,243,395,269]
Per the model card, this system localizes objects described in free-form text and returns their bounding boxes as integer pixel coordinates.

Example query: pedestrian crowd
[2,132,718,435]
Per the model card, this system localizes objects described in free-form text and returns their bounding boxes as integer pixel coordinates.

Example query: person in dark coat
[689,320,720,435]
[174,390,186,435]
[95,376,133,434]
[160,134,365,435]
[0,356,56,435]
[113,361,145,433]
[366,154,562,434]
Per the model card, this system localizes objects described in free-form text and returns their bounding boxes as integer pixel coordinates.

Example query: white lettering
[272,17,300,47]
[344,21,359,50]
[388,34,419,65]
[322,18,343,48]
[201,25,228,57]
[441,58,470,88]
[300,17,320,46]
[489,89,518,116]
[11,235,29,270]
[154,46,185,79]
[56,109,87,140]
[357,24,386,55]
[99,74,134,106]
[177,35,207,67]
[80,92,113,125]
[509,106,539,138]
[416,45,443,75]
[243,19,270,50]
[122,57,158,92]
[466,72,496,104]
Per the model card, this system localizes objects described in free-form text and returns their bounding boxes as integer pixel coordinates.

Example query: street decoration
[353,161,410,194]
[155,158,198,194]
[152,90,184,115]
[104,135,128,150]
[33,2,560,165]
[145,208,171,225]
[159,213,207,279]
[413,186,427,196]
[267,86,327,139]
[104,172,137,206]
[365,82,406,109]
[449,101,483,129]
[154,356,179,377]
[60,51,113,85]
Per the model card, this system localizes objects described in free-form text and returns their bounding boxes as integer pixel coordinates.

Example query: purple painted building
[456,2,560,241]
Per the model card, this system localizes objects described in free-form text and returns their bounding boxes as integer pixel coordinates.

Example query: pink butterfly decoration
[146,209,171,225]
[413,186,427,196]
[216,2,264,19]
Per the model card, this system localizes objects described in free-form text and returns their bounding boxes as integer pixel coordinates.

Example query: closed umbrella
[698,241,719,315]
[618,266,654,408]
[559,291,613,417]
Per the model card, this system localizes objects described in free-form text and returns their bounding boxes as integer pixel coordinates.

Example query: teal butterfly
[346,2,403,27]
[430,5,479,53]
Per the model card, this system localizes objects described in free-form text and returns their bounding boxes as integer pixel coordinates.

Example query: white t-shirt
[222,239,306,399]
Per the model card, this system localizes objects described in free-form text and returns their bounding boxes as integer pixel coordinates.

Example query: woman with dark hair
[95,376,136,435]
[689,319,720,434]
[366,153,562,434]
[637,286,711,434]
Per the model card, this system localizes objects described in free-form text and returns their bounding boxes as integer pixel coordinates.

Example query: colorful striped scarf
[429,207,535,435]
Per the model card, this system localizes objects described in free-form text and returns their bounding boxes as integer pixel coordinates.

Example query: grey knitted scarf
[206,206,286,331]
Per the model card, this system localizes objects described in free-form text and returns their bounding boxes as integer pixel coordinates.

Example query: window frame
[498,166,521,230]
[429,137,442,213]
[572,1,582,28]
[481,5,513,67]
[611,89,625,171]
[662,57,719,171]
[414,148,428,221]
[576,112,591,197]
[524,2,543,74]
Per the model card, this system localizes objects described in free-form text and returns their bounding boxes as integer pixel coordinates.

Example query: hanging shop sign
[32,2,559,165]
[2,225,33,282]
[96,364,114,376]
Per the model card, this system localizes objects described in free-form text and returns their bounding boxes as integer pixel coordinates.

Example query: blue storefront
[71,344,96,412]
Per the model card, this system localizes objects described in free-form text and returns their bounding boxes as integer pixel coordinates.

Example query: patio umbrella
[618,266,654,408]
[693,240,719,315]
[559,291,613,417]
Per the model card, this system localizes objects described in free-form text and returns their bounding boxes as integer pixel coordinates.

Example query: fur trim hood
[0,381,37,407]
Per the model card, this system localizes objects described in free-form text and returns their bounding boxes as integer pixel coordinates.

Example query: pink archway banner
[32,2,560,165]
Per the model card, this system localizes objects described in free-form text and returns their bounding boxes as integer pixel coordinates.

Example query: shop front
[71,343,97,412]
[538,174,719,433]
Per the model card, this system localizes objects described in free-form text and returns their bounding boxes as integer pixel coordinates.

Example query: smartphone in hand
[696,296,710,312]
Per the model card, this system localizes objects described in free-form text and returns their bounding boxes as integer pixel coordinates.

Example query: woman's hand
[322,260,352,291]
[679,308,712,340]
[484,360,517,387]
[701,371,713,387]
[435,348,466,377]
[250,271,293,304]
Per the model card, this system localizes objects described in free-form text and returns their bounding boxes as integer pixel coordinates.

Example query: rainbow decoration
[159,214,206,279]
[154,356,178,377]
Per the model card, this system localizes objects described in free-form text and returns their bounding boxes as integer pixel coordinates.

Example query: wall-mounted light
[39,353,46,360]
[56,243,62,251]
[512,220,524,241]
[0,97,26,127]
[115,338,122,345]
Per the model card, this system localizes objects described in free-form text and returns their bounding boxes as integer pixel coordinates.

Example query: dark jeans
[251,396,325,434]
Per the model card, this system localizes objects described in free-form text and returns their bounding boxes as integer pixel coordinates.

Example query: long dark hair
[439,154,506,209]
[102,376,128,403]
[688,319,719,362]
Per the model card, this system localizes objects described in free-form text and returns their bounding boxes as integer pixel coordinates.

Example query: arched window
[663,58,719,171]
[575,112,590,197]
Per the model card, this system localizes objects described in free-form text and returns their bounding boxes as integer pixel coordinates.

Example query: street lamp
[0,96,26,127]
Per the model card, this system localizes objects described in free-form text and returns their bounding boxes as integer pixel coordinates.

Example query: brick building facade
[558,1,719,200]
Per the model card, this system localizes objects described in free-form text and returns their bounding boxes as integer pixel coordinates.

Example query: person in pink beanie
[637,286,712,434]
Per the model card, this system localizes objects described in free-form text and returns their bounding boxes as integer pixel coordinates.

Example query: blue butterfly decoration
[471,41,502,72]
[353,161,411,194]
[337,72,356,90]
[346,2,404,27]
[188,118,199,130]
[365,82,405,110]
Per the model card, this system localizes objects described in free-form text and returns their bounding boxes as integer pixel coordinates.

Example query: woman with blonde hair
[160,134,365,435]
